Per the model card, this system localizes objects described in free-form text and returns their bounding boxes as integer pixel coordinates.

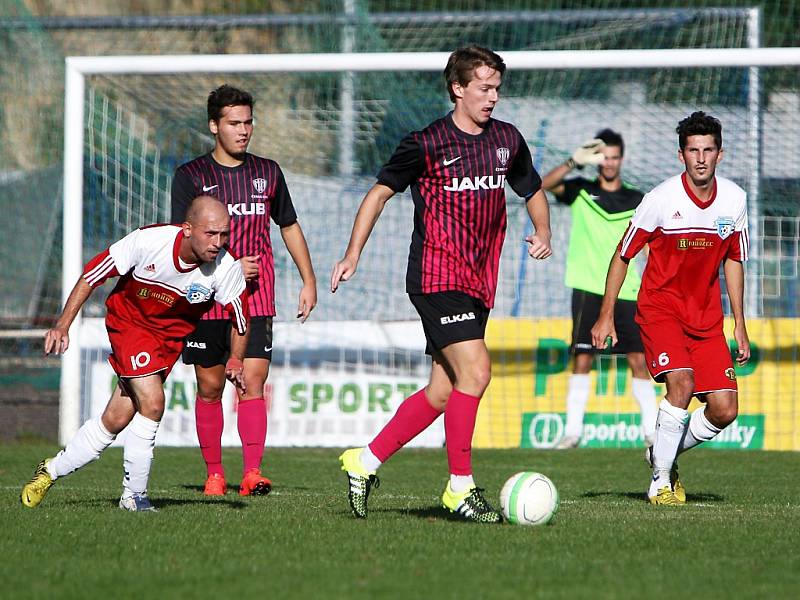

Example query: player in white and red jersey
[171,85,317,497]
[591,112,751,505]
[21,197,248,512]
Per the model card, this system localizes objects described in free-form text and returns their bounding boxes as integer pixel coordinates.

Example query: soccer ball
[499,472,559,526]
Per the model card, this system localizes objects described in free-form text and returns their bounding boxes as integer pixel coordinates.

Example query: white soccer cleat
[554,435,580,449]
[119,493,158,512]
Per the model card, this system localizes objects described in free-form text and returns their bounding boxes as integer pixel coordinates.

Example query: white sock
[677,406,722,456]
[48,417,116,480]
[564,374,591,438]
[631,378,658,439]
[122,413,160,498]
[360,446,382,473]
[649,399,688,495]
[450,474,475,493]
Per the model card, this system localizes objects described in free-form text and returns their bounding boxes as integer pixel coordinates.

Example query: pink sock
[444,389,481,476]
[368,388,443,462]
[195,396,224,477]
[237,397,267,473]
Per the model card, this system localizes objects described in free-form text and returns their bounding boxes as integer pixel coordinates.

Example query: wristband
[565,157,576,170]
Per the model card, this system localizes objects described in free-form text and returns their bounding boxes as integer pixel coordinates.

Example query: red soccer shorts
[108,326,183,379]
[638,314,737,394]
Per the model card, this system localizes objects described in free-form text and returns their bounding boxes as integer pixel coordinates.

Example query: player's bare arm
[330,183,395,292]
[280,221,318,322]
[540,162,571,196]
[541,138,606,196]
[724,257,750,365]
[524,188,552,260]
[44,278,94,355]
[590,251,630,349]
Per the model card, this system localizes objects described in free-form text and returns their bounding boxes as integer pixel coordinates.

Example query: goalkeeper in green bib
[543,129,656,449]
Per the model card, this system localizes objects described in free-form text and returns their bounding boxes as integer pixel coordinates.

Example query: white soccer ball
[499,471,559,526]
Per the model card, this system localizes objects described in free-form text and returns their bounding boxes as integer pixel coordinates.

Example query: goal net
[3,4,798,450]
[64,51,796,447]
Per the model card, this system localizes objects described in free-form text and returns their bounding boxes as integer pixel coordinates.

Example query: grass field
[2,445,798,599]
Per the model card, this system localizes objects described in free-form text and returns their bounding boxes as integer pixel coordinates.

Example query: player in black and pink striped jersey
[171,85,317,497]
[332,46,552,523]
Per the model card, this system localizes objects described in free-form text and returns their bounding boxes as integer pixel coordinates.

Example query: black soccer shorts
[571,289,644,355]
[409,291,490,355]
[182,316,273,367]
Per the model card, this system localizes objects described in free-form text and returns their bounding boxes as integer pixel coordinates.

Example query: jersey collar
[445,111,493,140]
[173,229,201,273]
[681,172,717,209]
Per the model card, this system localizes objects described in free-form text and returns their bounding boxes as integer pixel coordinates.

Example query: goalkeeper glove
[566,138,606,169]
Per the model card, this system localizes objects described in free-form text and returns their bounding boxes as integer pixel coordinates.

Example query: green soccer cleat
[20,459,55,508]
[442,483,503,524]
[339,448,379,519]
[648,486,684,506]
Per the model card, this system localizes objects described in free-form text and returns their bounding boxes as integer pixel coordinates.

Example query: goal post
[61,47,800,447]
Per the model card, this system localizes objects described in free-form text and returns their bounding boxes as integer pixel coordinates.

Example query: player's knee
[197,382,224,402]
[465,364,491,395]
[242,374,267,398]
[101,410,131,435]
[710,401,738,428]
[138,399,165,421]
[668,371,695,401]
[426,389,449,411]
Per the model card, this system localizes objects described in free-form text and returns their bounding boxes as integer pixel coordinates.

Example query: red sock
[368,388,442,462]
[195,396,224,477]
[237,397,267,473]
[444,389,481,476]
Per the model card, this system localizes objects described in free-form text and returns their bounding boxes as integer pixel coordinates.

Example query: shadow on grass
[146,497,249,509]
[180,482,281,496]
[379,505,493,523]
[581,490,725,503]
[56,497,249,510]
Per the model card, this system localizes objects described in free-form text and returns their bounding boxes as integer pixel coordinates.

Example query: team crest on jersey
[185,282,212,304]
[252,178,268,194]
[725,367,736,381]
[715,216,735,239]
[496,147,510,167]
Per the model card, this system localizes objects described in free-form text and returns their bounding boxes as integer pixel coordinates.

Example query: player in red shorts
[591,112,751,505]
[21,197,248,511]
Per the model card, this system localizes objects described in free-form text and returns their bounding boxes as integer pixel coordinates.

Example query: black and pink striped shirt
[377,114,541,308]
[171,153,297,318]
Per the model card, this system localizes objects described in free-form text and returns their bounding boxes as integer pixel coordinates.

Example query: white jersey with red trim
[619,173,748,336]
[83,224,248,340]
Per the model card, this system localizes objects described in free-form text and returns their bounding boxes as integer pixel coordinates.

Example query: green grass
[2,446,798,599]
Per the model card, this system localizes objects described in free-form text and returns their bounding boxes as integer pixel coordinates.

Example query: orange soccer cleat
[203,473,227,496]
[239,469,272,496]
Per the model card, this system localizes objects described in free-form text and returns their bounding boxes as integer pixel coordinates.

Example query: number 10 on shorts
[130,351,151,370]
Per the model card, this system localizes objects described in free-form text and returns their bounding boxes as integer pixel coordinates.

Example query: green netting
[0,0,799,327]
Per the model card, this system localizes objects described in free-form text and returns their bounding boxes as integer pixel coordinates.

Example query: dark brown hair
[595,128,625,156]
[676,111,722,150]
[443,45,506,103]
[207,84,254,122]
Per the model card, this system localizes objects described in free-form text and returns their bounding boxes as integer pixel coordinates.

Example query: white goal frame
[60,46,800,444]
